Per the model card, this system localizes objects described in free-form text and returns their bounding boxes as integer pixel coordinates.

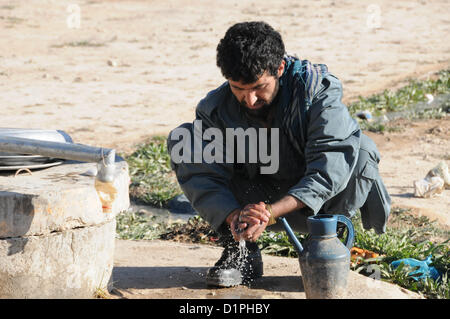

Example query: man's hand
[237,202,270,242]
[225,196,306,242]
[226,208,242,242]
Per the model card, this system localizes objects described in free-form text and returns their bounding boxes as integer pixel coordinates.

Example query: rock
[0,160,130,238]
[107,59,117,67]
[427,126,443,135]
[0,219,116,298]
[0,160,130,298]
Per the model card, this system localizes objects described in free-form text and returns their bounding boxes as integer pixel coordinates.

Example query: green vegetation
[348,69,449,132]
[348,69,449,116]
[116,211,177,240]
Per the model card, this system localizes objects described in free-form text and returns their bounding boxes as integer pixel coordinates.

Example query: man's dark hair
[216,21,285,84]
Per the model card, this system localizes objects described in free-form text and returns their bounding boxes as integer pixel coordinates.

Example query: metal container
[281,214,355,299]
[0,130,116,182]
[0,128,73,169]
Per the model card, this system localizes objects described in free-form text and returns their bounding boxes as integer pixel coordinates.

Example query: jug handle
[336,215,355,250]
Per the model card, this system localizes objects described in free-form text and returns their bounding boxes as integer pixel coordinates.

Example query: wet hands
[231,202,271,242]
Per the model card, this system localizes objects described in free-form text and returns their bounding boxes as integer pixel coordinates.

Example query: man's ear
[277,60,286,78]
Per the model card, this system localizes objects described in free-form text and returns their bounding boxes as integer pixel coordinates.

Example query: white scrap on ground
[413,161,449,198]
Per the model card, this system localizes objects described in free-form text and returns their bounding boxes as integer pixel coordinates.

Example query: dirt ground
[0,0,449,299]
[366,119,449,229]
[110,239,422,299]
[1,0,449,151]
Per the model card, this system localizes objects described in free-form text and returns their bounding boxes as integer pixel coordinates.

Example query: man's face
[228,61,285,117]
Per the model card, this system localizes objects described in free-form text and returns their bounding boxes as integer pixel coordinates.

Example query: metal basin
[0,128,73,169]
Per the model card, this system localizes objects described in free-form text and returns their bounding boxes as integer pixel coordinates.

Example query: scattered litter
[391,255,441,281]
[426,161,450,189]
[413,161,449,198]
[350,247,379,265]
[414,176,444,198]
[425,94,434,104]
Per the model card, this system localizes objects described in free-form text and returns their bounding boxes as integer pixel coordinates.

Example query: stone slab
[111,239,422,299]
[0,159,130,238]
[0,219,116,299]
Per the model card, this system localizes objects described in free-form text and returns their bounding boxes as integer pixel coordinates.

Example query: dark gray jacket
[168,57,390,234]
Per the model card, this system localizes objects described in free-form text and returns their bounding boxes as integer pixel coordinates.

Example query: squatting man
[168,21,391,287]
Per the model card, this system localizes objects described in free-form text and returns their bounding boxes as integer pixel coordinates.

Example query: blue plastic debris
[390,255,441,281]
[355,110,373,120]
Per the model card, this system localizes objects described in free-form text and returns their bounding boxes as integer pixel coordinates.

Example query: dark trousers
[227,134,391,235]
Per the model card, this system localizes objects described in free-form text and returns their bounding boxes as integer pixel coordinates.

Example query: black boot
[206,234,263,287]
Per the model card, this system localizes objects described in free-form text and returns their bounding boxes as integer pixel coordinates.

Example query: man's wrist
[270,195,305,220]
[266,204,277,226]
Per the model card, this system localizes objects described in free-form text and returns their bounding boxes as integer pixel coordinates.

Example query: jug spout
[280,217,303,255]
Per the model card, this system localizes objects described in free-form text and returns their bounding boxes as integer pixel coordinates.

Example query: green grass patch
[125,136,182,207]
[348,69,450,116]
[116,210,178,240]
[349,69,449,132]
[350,209,449,299]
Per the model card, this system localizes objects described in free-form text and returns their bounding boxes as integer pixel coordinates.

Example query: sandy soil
[1,0,449,152]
